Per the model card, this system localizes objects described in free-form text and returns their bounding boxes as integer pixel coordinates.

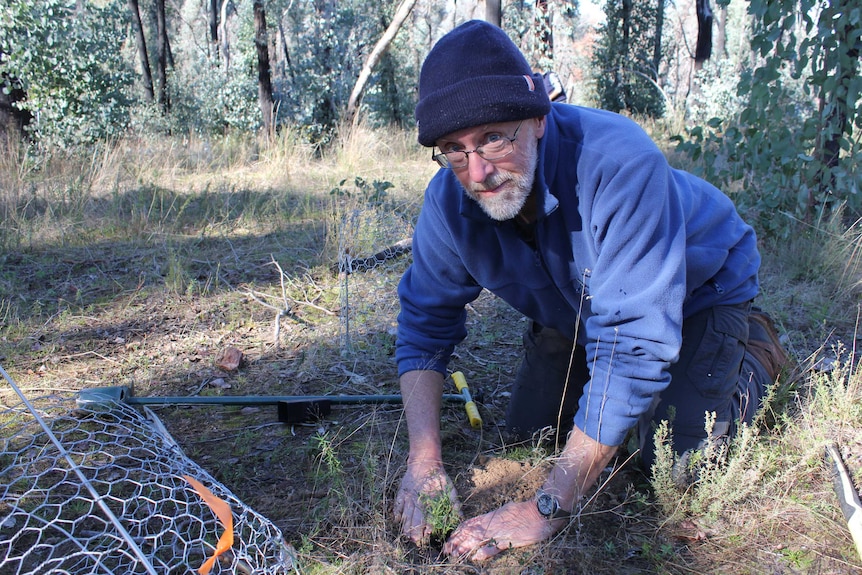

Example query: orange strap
[183,475,235,575]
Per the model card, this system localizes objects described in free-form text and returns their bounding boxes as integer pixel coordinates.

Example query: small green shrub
[418,489,460,542]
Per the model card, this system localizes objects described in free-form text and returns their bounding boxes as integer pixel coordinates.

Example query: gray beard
[464,144,538,221]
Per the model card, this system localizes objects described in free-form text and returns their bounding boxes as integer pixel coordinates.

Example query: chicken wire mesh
[0,373,298,575]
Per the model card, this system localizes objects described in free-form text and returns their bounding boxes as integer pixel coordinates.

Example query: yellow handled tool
[451,371,482,428]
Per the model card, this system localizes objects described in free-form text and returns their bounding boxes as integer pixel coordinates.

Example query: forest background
[1,0,862,573]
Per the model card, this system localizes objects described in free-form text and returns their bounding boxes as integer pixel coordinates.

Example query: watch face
[536,492,558,517]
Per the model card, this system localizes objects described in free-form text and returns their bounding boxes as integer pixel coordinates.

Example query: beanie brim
[416,72,551,147]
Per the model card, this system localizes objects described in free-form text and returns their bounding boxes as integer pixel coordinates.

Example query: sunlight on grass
[2,124,861,574]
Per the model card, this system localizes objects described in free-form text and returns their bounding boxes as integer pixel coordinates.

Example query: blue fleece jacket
[396,104,760,447]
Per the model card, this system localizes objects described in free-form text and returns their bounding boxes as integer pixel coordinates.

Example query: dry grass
[1,124,861,574]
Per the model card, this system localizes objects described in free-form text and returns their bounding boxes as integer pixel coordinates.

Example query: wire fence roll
[0,392,298,575]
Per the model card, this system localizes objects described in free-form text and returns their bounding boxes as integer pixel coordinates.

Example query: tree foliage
[592,0,667,118]
[0,0,133,147]
[2,0,858,235]
[674,0,862,233]
[0,0,591,147]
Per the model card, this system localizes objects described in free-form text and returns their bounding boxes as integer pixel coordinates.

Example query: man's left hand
[442,500,565,561]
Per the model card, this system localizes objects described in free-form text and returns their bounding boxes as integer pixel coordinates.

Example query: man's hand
[443,427,617,562]
[442,500,564,561]
[394,458,462,544]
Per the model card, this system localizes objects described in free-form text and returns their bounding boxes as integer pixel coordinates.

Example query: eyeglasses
[432,121,523,169]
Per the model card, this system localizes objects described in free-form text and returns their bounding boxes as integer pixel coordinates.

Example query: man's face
[435,117,545,221]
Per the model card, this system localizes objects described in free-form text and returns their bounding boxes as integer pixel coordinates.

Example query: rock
[215,346,242,371]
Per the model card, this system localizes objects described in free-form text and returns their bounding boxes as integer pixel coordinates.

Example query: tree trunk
[209,0,219,58]
[622,0,631,62]
[128,0,155,102]
[345,0,417,125]
[535,0,553,67]
[253,0,274,138]
[276,18,295,81]
[0,64,32,143]
[219,0,231,70]
[694,0,713,70]
[714,4,727,60]
[652,0,665,77]
[155,0,170,113]
[486,0,501,27]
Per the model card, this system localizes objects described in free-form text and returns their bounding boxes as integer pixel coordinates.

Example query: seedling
[419,490,460,544]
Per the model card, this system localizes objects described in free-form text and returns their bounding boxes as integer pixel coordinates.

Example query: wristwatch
[536,489,571,520]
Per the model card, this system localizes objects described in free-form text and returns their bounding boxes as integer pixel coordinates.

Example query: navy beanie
[416,20,551,147]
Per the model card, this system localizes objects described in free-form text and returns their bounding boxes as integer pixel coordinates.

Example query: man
[392,20,789,561]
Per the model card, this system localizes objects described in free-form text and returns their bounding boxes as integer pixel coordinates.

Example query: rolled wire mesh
[0,392,298,575]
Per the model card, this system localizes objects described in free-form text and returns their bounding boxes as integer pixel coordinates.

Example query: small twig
[268,257,338,315]
[273,309,287,345]
[282,270,334,313]
[272,255,290,304]
[240,257,337,347]
[245,287,334,317]
[293,299,337,316]
[243,288,285,313]
[56,350,122,364]
[188,377,216,396]
[243,288,298,346]
[186,422,287,444]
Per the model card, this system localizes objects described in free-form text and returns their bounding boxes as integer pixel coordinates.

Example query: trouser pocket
[683,305,749,399]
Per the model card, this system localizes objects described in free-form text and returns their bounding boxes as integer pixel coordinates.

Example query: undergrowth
[1,124,861,573]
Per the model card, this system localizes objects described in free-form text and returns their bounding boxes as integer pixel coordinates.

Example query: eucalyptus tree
[674,0,862,232]
[0,47,32,141]
[254,0,274,138]
[0,0,133,146]
[346,0,418,125]
[275,0,422,142]
[154,0,170,113]
[592,0,667,117]
[128,0,155,104]
[486,0,501,27]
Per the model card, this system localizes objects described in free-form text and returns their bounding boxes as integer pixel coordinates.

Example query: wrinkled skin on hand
[393,459,462,544]
[442,500,565,561]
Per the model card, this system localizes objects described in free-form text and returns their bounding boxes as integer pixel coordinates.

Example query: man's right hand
[394,458,462,545]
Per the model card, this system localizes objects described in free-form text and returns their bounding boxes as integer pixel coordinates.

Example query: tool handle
[452,371,469,394]
[463,401,482,429]
[451,371,482,429]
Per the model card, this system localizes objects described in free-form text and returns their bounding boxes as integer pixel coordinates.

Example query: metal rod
[77,385,469,407]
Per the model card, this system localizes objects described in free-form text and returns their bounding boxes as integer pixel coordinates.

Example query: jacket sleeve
[574,147,687,447]
[395,178,483,376]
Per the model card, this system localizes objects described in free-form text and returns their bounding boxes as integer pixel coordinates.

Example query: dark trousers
[505,302,768,468]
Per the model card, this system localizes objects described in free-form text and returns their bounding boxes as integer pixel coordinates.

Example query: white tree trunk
[345,0,418,124]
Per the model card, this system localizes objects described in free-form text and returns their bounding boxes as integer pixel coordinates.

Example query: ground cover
[1,133,861,574]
